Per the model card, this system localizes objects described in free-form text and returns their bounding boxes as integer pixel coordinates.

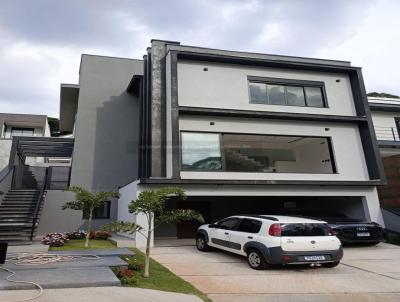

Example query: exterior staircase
[0,189,46,244]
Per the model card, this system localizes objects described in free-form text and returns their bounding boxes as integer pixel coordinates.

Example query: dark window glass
[83,201,111,219]
[237,219,262,233]
[305,87,324,107]
[249,82,267,104]
[268,84,286,105]
[248,81,326,108]
[217,218,240,230]
[286,86,306,106]
[181,132,222,171]
[281,223,330,237]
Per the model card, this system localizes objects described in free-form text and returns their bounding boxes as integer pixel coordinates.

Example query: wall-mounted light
[203,67,208,71]
[210,122,215,125]
[325,128,330,131]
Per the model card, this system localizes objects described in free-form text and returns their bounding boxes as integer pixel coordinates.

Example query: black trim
[126,75,143,95]
[267,246,343,264]
[211,237,230,248]
[179,106,368,123]
[378,140,400,148]
[369,103,400,112]
[394,117,400,139]
[138,178,382,186]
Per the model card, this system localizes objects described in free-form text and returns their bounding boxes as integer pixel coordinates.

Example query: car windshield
[281,223,330,237]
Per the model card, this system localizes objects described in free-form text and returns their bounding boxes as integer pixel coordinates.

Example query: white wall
[179,116,369,181]
[0,139,12,171]
[178,60,356,116]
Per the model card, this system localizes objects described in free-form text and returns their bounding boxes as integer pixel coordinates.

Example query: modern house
[0,40,386,246]
[369,97,400,233]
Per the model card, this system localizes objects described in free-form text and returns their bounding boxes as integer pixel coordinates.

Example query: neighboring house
[369,97,400,233]
[0,40,387,246]
[0,113,51,171]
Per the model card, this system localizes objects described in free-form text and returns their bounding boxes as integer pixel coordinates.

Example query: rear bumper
[266,246,343,265]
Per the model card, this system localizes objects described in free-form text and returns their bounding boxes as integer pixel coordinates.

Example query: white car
[196,215,343,270]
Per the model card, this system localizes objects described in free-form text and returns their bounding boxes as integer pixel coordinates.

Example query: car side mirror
[209,224,218,228]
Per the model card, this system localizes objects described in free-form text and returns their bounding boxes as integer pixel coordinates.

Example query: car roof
[233,214,326,224]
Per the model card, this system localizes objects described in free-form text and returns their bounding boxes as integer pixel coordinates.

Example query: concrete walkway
[1,286,203,302]
[151,242,400,302]
[1,248,133,290]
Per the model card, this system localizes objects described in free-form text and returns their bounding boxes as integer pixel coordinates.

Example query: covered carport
[147,183,383,240]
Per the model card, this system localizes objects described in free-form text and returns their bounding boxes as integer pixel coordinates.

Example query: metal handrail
[0,165,13,184]
[30,167,48,241]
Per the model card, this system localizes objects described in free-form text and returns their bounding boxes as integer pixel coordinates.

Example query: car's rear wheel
[247,249,268,270]
[322,261,340,268]
[196,235,210,252]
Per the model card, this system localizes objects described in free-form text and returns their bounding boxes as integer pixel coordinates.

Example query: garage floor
[151,242,400,302]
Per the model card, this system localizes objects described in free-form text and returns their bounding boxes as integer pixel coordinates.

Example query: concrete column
[362,187,385,226]
[134,212,154,248]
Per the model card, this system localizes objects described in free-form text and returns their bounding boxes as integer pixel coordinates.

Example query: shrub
[127,259,145,271]
[65,230,86,240]
[89,231,97,239]
[41,233,69,247]
[95,231,112,240]
[116,268,135,279]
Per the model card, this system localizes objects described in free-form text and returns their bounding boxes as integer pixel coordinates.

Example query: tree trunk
[85,208,93,248]
[144,214,152,278]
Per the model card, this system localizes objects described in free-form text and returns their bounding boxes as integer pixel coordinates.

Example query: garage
[155,195,367,239]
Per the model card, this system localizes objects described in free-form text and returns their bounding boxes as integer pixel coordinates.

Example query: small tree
[101,187,204,278]
[62,186,120,248]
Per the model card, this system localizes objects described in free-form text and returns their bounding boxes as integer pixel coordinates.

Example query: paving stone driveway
[151,242,400,302]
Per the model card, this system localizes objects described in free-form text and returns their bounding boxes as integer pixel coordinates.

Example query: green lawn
[48,240,210,301]
[121,248,211,302]
[49,239,117,251]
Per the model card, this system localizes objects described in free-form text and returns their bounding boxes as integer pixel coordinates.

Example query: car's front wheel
[247,249,268,270]
[196,235,210,252]
[322,261,340,268]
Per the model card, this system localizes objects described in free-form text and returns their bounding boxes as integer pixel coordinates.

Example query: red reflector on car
[268,223,282,236]
[282,255,291,261]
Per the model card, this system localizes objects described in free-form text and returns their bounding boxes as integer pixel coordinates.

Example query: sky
[0,0,399,118]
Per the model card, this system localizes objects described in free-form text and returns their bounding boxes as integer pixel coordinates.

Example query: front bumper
[266,246,343,265]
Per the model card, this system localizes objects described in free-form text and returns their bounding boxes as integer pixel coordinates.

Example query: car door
[208,217,240,250]
[229,218,263,255]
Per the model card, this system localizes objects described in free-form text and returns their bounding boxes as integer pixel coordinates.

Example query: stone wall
[377,155,400,207]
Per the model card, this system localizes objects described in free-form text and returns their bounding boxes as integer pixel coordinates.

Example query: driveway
[151,242,400,302]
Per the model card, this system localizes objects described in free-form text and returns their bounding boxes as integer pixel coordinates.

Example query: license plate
[357,232,370,237]
[304,255,325,261]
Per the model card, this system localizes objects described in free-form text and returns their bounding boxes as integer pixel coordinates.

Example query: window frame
[247,76,328,108]
[83,201,111,220]
[180,131,224,172]
[216,217,241,230]
[180,131,338,174]
[236,218,263,233]
[10,127,35,138]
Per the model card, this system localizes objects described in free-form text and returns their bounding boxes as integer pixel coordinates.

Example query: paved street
[151,242,400,302]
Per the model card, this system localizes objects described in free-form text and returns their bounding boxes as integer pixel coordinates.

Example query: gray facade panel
[70,55,143,191]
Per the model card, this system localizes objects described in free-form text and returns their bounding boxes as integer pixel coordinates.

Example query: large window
[181,132,222,171]
[181,132,336,174]
[248,77,326,108]
[11,127,34,137]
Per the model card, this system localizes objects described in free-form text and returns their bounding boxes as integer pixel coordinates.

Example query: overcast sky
[0,0,399,118]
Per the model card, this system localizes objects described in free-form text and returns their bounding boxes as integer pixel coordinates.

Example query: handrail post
[392,127,396,141]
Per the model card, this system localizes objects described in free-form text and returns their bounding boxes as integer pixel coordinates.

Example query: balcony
[374,127,400,149]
